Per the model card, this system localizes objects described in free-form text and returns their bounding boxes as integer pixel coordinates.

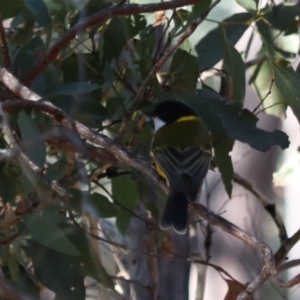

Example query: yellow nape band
[176,115,199,123]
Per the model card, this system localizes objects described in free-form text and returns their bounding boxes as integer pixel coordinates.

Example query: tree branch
[23,0,210,85]
[117,0,221,139]
[2,66,300,298]
[233,172,287,244]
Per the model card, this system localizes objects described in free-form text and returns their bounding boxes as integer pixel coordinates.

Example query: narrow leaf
[24,213,80,256]
[23,0,51,27]
[223,43,246,106]
[236,0,257,14]
[214,138,234,197]
[112,175,138,234]
[18,111,46,169]
[272,61,300,123]
[45,82,100,97]
[29,242,85,300]
[196,13,251,70]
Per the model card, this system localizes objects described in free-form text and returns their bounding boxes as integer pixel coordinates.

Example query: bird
[146,100,212,234]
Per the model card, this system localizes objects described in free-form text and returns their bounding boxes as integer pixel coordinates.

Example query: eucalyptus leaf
[23,0,51,27]
[60,224,114,289]
[270,60,300,123]
[29,241,85,300]
[196,13,251,70]
[0,0,25,19]
[236,0,257,14]
[214,137,234,197]
[222,43,245,106]
[189,89,290,151]
[24,212,80,256]
[112,175,139,234]
[250,59,287,119]
[45,82,101,97]
[18,111,46,168]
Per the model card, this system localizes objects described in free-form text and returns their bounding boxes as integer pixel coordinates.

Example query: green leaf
[264,3,300,34]
[188,89,290,151]
[103,16,146,62]
[168,48,198,94]
[191,0,212,19]
[60,224,114,289]
[8,257,20,282]
[21,162,42,195]
[23,0,51,27]
[14,36,46,79]
[90,193,119,219]
[214,138,234,197]
[45,82,101,97]
[112,175,138,234]
[196,13,251,70]
[272,61,300,123]
[18,111,46,169]
[45,155,68,181]
[0,0,25,19]
[24,212,80,256]
[68,189,119,219]
[236,0,257,14]
[0,169,18,203]
[101,62,114,89]
[250,59,287,119]
[29,241,85,300]
[222,42,246,106]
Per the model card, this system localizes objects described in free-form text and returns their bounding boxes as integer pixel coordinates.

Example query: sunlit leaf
[236,0,257,14]
[250,59,287,119]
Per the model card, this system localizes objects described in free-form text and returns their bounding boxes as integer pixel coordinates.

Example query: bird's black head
[147,100,197,124]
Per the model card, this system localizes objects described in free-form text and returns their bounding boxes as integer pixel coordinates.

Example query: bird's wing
[153,147,211,200]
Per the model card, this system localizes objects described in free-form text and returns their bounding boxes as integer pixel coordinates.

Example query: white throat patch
[153,117,166,132]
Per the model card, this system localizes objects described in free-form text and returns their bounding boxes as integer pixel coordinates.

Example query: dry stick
[233,172,287,244]
[117,0,221,140]
[2,68,300,297]
[24,0,210,86]
[0,15,12,69]
[190,203,275,299]
[274,227,300,266]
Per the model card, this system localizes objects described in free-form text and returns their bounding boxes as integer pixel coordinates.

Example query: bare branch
[233,172,287,244]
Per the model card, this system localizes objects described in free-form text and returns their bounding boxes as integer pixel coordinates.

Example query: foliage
[0,0,298,299]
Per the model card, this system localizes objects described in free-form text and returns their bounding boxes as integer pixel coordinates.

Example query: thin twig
[0,15,12,68]
[117,0,221,140]
[190,203,276,299]
[24,0,210,85]
[233,172,287,244]
[3,66,300,297]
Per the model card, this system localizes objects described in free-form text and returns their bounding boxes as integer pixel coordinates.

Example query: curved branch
[233,172,287,244]
[2,66,300,298]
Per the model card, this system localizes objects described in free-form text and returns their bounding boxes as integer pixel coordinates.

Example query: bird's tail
[160,187,188,234]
